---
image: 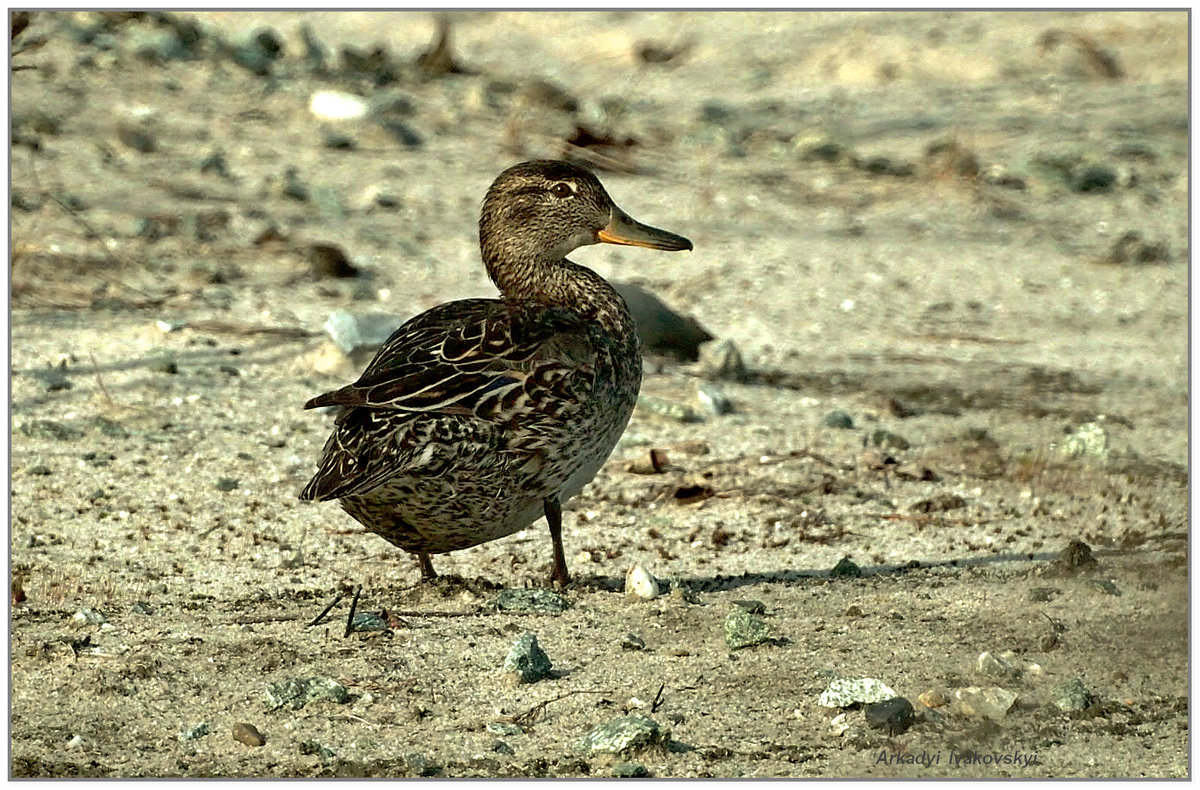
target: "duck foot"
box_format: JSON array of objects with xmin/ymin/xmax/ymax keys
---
[
  {"xmin": 544, "ymin": 497, "xmax": 571, "ymax": 586},
  {"xmin": 417, "ymin": 552, "xmax": 438, "ymax": 581}
]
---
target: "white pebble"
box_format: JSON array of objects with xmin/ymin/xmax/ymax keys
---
[
  {"xmin": 625, "ymin": 565, "xmax": 659, "ymax": 600},
  {"xmin": 309, "ymin": 90, "xmax": 369, "ymax": 121}
]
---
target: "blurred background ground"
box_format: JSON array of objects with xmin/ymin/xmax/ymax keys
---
[{"xmin": 8, "ymin": 10, "xmax": 1189, "ymax": 778}]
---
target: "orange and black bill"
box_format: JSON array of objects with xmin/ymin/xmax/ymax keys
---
[{"xmin": 598, "ymin": 207, "xmax": 693, "ymax": 251}]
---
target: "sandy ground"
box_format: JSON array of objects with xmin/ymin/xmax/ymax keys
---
[{"xmin": 8, "ymin": 10, "xmax": 1189, "ymax": 778}]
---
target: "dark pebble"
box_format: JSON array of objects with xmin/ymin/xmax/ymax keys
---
[
  {"xmin": 379, "ymin": 120, "xmax": 424, "ymax": 148},
  {"xmin": 232, "ymin": 722, "xmax": 266, "ymax": 747},
  {"xmin": 198, "ymin": 148, "xmax": 234, "ymax": 180},
  {"xmin": 1028, "ymin": 587, "xmax": 1060, "ymax": 602},
  {"xmin": 612, "ymin": 762, "xmax": 649, "ymax": 778},
  {"xmin": 281, "ymin": 168, "xmax": 309, "ymax": 201},
  {"xmin": 309, "ymin": 243, "xmax": 360, "ymax": 279},
  {"xmin": 869, "ymin": 429, "xmax": 911, "ymax": 451},
  {"xmin": 26, "ymin": 464, "xmax": 52, "ymax": 476},
  {"xmin": 299, "ymin": 740, "xmax": 336, "ymax": 758},
  {"xmin": 491, "ymin": 740, "xmax": 515, "ymax": 756},
  {"xmin": 33, "ymin": 366, "xmax": 72, "ymax": 391},
  {"xmin": 322, "ymin": 131, "xmax": 357, "ymax": 150},
  {"xmin": 116, "ymin": 123, "xmax": 157, "ymax": 153},
  {"xmin": 130, "ymin": 601, "xmax": 154, "ymax": 615},
  {"xmin": 858, "ymin": 156, "xmax": 915, "ymax": 177},
  {"xmin": 150, "ymin": 358, "xmax": 179, "ymax": 375},
  {"xmin": 215, "ymin": 477, "xmax": 240, "ymax": 492},
  {"xmin": 909, "ymin": 494, "xmax": 967, "ymax": 513},
  {"xmin": 20, "ymin": 420, "xmax": 84, "ymax": 441},
  {"xmin": 1058, "ymin": 539, "xmax": 1096, "ymax": 568},
  {"xmin": 494, "ymin": 588, "xmax": 570, "ymax": 613},
  {"xmin": 830, "ymin": 557, "xmax": 862, "ymax": 578},
  {"xmin": 731, "ymin": 599, "xmax": 766, "ymax": 615},
  {"xmin": 823, "ymin": 410, "xmax": 854, "ymax": 429},
  {"xmin": 864, "ymin": 697, "xmax": 916, "ymax": 735},
  {"xmin": 1071, "ymin": 165, "xmax": 1117, "ymax": 192},
  {"xmin": 404, "ymin": 751, "xmax": 439, "ymax": 777}
]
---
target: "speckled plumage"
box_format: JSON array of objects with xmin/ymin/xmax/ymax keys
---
[{"xmin": 300, "ymin": 160, "xmax": 691, "ymax": 583}]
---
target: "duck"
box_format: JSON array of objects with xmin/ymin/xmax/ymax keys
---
[{"xmin": 300, "ymin": 160, "xmax": 692, "ymax": 584}]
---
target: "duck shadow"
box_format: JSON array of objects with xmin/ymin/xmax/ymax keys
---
[{"xmin": 576, "ymin": 550, "xmax": 1065, "ymax": 594}]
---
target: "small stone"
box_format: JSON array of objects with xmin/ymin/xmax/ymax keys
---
[
  {"xmin": 1061, "ymin": 422, "xmax": 1109, "ymax": 459},
  {"xmin": 491, "ymin": 740, "xmax": 515, "ymax": 756},
  {"xmin": 819, "ymin": 678, "xmax": 899, "ymax": 708},
  {"xmin": 636, "ymin": 394, "xmax": 699, "ymax": 423},
  {"xmin": 150, "ymin": 357, "xmax": 179, "ymax": 375},
  {"xmin": 71, "ymin": 608, "xmax": 106, "ymax": 627},
  {"xmin": 131, "ymin": 601, "xmax": 154, "ymax": 615},
  {"xmin": 349, "ymin": 611, "xmax": 388, "ymax": 632},
  {"xmin": 404, "ymin": 751, "xmax": 439, "ymax": 776},
  {"xmin": 952, "ymin": 686, "xmax": 1017, "ymax": 720},
  {"xmin": 732, "ymin": 599, "xmax": 766, "ymax": 615},
  {"xmin": 620, "ymin": 633, "xmax": 646, "ymax": 651},
  {"xmin": 116, "ymin": 122, "xmax": 157, "ymax": 153},
  {"xmin": 66, "ymin": 735, "xmax": 85, "ymax": 750},
  {"xmin": 830, "ymin": 557, "xmax": 862, "ymax": 578},
  {"xmin": 299, "ymin": 740, "xmax": 336, "ymax": 758},
  {"xmin": 864, "ymin": 697, "xmax": 915, "ymax": 735},
  {"xmin": 869, "ymin": 429, "xmax": 911, "ymax": 451},
  {"xmin": 700, "ymin": 339, "xmax": 750, "ymax": 383},
  {"xmin": 625, "ymin": 565, "xmax": 659, "ymax": 600},
  {"xmin": 696, "ymin": 382, "xmax": 733, "ymax": 415},
  {"xmin": 232, "ymin": 722, "xmax": 266, "ymax": 747},
  {"xmin": 179, "ymin": 722, "xmax": 211, "ymax": 741},
  {"xmin": 322, "ymin": 310, "xmax": 404, "ymax": 357},
  {"xmin": 976, "ymin": 651, "xmax": 1018, "ymax": 679},
  {"xmin": 26, "ymin": 464, "xmax": 52, "ymax": 476},
  {"xmin": 1051, "ymin": 677, "xmax": 1094, "ymax": 712},
  {"xmin": 910, "ymin": 494, "xmax": 967, "ymax": 513},
  {"xmin": 308, "ymin": 243, "xmax": 359, "ymax": 279},
  {"xmin": 1071, "ymin": 164, "xmax": 1118, "ymax": 192},
  {"xmin": 843, "ymin": 604, "xmax": 864, "ymax": 618},
  {"xmin": 21, "ymin": 419, "xmax": 83, "ymax": 441},
  {"xmin": 1058, "ymin": 539, "xmax": 1096, "ymax": 568},
  {"xmin": 379, "ymin": 120, "xmax": 423, "ymax": 148},
  {"xmin": 724, "ymin": 607, "xmax": 771, "ymax": 650},
  {"xmin": 214, "ymin": 477, "xmax": 239, "ymax": 492},
  {"xmin": 494, "ymin": 588, "xmax": 570, "ymax": 614},
  {"xmin": 502, "ymin": 632, "xmax": 553, "ymax": 684},
  {"xmin": 1028, "ymin": 586, "xmax": 1060, "ymax": 602},
  {"xmin": 265, "ymin": 676, "xmax": 351, "ymax": 711},
  {"xmin": 612, "ymin": 762, "xmax": 649, "ymax": 778},
  {"xmin": 1085, "ymin": 579, "xmax": 1122, "ymax": 596},
  {"xmin": 486, "ymin": 721, "xmax": 522, "ymax": 737},
  {"xmin": 611, "ymin": 281, "xmax": 713, "ymax": 362},
  {"xmin": 823, "ymin": 410, "xmax": 854, "ymax": 429},
  {"xmin": 309, "ymin": 90, "xmax": 369, "ymax": 121},
  {"xmin": 575, "ymin": 714, "xmax": 668, "ymax": 755},
  {"xmin": 918, "ymin": 690, "xmax": 949, "ymax": 708}
]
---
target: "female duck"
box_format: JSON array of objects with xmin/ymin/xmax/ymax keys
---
[{"xmin": 300, "ymin": 160, "xmax": 692, "ymax": 584}]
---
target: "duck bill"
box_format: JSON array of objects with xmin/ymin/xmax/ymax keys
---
[{"xmin": 597, "ymin": 207, "xmax": 693, "ymax": 251}]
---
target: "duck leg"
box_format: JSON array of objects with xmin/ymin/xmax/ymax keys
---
[
  {"xmin": 544, "ymin": 497, "xmax": 570, "ymax": 585},
  {"xmin": 417, "ymin": 552, "xmax": 438, "ymax": 580}
]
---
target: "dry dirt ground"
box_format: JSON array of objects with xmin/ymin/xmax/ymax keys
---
[{"xmin": 8, "ymin": 10, "xmax": 1189, "ymax": 778}]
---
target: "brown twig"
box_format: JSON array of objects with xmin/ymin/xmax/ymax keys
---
[
  {"xmin": 88, "ymin": 352, "xmax": 116, "ymax": 409},
  {"xmin": 307, "ymin": 590, "xmax": 346, "ymax": 628},
  {"xmin": 503, "ymin": 689, "xmax": 608, "ymax": 726},
  {"xmin": 343, "ymin": 585, "xmax": 362, "ymax": 638}
]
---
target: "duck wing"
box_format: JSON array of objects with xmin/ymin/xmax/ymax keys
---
[{"xmin": 300, "ymin": 298, "xmax": 599, "ymax": 501}]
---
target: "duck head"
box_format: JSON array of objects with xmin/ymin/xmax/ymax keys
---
[{"xmin": 479, "ymin": 160, "xmax": 692, "ymax": 298}]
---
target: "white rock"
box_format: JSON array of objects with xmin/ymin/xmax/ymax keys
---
[
  {"xmin": 625, "ymin": 565, "xmax": 659, "ymax": 600},
  {"xmin": 309, "ymin": 90, "xmax": 369, "ymax": 122}
]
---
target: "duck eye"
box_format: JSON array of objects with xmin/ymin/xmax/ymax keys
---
[{"xmin": 549, "ymin": 182, "xmax": 574, "ymax": 199}]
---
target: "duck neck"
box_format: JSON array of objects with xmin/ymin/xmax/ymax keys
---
[{"xmin": 484, "ymin": 246, "xmax": 635, "ymax": 340}]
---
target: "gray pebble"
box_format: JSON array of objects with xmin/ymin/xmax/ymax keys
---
[
  {"xmin": 404, "ymin": 751, "xmax": 439, "ymax": 776},
  {"xmin": 1051, "ymin": 677, "xmax": 1095, "ymax": 712},
  {"xmin": 869, "ymin": 429, "xmax": 911, "ymax": 451},
  {"xmin": 486, "ymin": 721, "xmax": 522, "ymax": 737},
  {"xmin": 612, "ymin": 761, "xmax": 649, "ymax": 777},
  {"xmin": 823, "ymin": 410, "xmax": 854, "ymax": 429},
  {"xmin": 502, "ymin": 632, "xmax": 553, "ymax": 684},
  {"xmin": 299, "ymin": 740, "xmax": 336, "ymax": 758},
  {"xmin": 265, "ymin": 676, "xmax": 351, "ymax": 711},
  {"xmin": 493, "ymin": 588, "xmax": 570, "ymax": 614},
  {"xmin": 214, "ymin": 477, "xmax": 239, "ymax": 492},
  {"xmin": 349, "ymin": 611, "xmax": 388, "ymax": 632},
  {"xmin": 830, "ymin": 557, "xmax": 862, "ymax": 578},
  {"xmin": 179, "ymin": 722, "xmax": 211, "ymax": 741},
  {"xmin": 576, "ymin": 714, "xmax": 668, "ymax": 755},
  {"xmin": 620, "ymin": 633, "xmax": 646, "ymax": 651},
  {"xmin": 20, "ymin": 420, "xmax": 83, "ymax": 441},
  {"xmin": 724, "ymin": 607, "xmax": 771, "ymax": 650},
  {"xmin": 491, "ymin": 740, "xmax": 515, "ymax": 755}
]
